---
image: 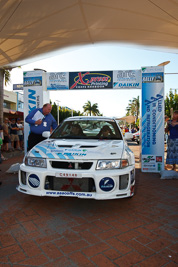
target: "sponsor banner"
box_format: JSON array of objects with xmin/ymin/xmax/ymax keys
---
[
  {"xmin": 141, "ymin": 66, "xmax": 164, "ymax": 173},
  {"xmin": 44, "ymin": 70, "xmax": 142, "ymax": 90},
  {"xmin": 23, "ymin": 71, "xmax": 42, "ymax": 87},
  {"xmin": 23, "ymin": 71, "xmax": 47, "ymax": 153},
  {"xmin": 113, "ymin": 70, "xmax": 141, "ymax": 89},
  {"xmin": 69, "ymin": 71, "xmax": 113, "ymax": 89},
  {"xmin": 13, "ymin": 84, "xmax": 23, "ymax": 90},
  {"xmin": 46, "ymin": 72, "xmax": 69, "ymax": 90}
]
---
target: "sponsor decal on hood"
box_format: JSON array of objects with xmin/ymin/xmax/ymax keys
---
[{"xmin": 29, "ymin": 140, "xmax": 124, "ymax": 160}]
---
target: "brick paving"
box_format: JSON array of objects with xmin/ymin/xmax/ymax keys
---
[{"xmin": 0, "ymin": 144, "xmax": 177, "ymax": 266}]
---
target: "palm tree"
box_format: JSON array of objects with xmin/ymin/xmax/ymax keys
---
[
  {"xmin": 126, "ymin": 96, "xmax": 140, "ymax": 121},
  {"xmin": 165, "ymin": 89, "xmax": 178, "ymax": 117},
  {"xmin": 83, "ymin": 101, "xmax": 100, "ymax": 116},
  {"xmin": 0, "ymin": 68, "xmax": 11, "ymax": 125}
]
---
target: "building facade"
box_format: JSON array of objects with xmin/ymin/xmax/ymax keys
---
[{"xmin": 3, "ymin": 89, "xmax": 24, "ymax": 120}]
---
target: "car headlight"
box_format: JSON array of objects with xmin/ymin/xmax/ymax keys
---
[
  {"xmin": 25, "ymin": 157, "xmax": 47, "ymax": 168},
  {"xmin": 96, "ymin": 159, "xmax": 128, "ymax": 170}
]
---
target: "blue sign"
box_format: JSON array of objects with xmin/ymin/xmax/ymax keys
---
[
  {"xmin": 24, "ymin": 76, "xmax": 42, "ymax": 87},
  {"xmin": 13, "ymin": 84, "xmax": 23, "ymax": 90},
  {"xmin": 141, "ymin": 66, "xmax": 164, "ymax": 173},
  {"xmin": 99, "ymin": 177, "xmax": 115, "ymax": 192}
]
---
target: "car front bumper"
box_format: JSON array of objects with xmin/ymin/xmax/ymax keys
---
[{"xmin": 17, "ymin": 163, "xmax": 135, "ymax": 200}]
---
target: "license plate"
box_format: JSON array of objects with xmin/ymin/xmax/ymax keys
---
[{"xmin": 55, "ymin": 172, "xmax": 82, "ymax": 178}]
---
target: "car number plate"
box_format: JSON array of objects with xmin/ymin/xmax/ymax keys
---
[{"xmin": 55, "ymin": 173, "xmax": 82, "ymax": 178}]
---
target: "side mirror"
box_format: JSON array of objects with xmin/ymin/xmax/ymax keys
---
[
  {"xmin": 124, "ymin": 132, "xmax": 133, "ymax": 140},
  {"xmin": 42, "ymin": 131, "xmax": 50, "ymax": 138}
]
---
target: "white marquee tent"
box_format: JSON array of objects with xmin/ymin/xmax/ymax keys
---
[{"xmin": 0, "ymin": 0, "xmax": 178, "ymax": 69}]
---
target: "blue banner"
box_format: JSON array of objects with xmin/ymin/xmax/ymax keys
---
[{"xmin": 141, "ymin": 66, "xmax": 164, "ymax": 173}]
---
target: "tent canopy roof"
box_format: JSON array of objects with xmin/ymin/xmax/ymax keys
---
[
  {"xmin": 1, "ymin": 0, "xmax": 178, "ymax": 68},
  {"xmin": 116, "ymin": 115, "xmax": 136, "ymax": 123}
]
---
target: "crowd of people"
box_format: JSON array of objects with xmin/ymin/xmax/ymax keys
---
[
  {"xmin": 165, "ymin": 111, "xmax": 178, "ymax": 171},
  {"xmin": 0, "ymin": 117, "xmax": 24, "ymax": 153},
  {"xmin": 0, "ymin": 117, "xmax": 24, "ymax": 186}
]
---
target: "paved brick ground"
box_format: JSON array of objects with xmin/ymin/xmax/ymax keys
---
[{"xmin": 0, "ymin": 144, "xmax": 177, "ymax": 266}]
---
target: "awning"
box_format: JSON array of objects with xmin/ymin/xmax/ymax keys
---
[
  {"xmin": 116, "ymin": 115, "xmax": 136, "ymax": 123},
  {"xmin": 0, "ymin": 0, "xmax": 178, "ymax": 68}
]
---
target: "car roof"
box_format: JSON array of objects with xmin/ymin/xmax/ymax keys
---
[{"xmin": 64, "ymin": 116, "xmax": 116, "ymax": 121}]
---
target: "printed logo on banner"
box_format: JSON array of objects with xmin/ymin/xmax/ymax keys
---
[
  {"xmin": 142, "ymin": 155, "xmax": 156, "ymax": 163},
  {"xmin": 69, "ymin": 71, "xmax": 112, "ymax": 89},
  {"xmin": 113, "ymin": 70, "xmax": 141, "ymax": 89},
  {"xmin": 24, "ymin": 76, "xmax": 42, "ymax": 87},
  {"xmin": 47, "ymin": 72, "xmax": 69, "ymax": 90},
  {"xmin": 142, "ymin": 73, "xmax": 164, "ymax": 83},
  {"xmin": 156, "ymin": 156, "xmax": 162, "ymax": 162}
]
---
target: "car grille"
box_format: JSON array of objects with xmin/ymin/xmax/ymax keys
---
[
  {"xmin": 119, "ymin": 174, "xmax": 129, "ymax": 189},
  {"xmin": 45, "ymin": 176, "xmax": 96, "ymax": 192},
  {"xmin": 50, "ymin": 161, "xmax": 93, "ymax": 170}
]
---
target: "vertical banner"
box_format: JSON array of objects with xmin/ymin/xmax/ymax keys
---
[
  {"xmin": 23, "ymin": 71, "xmax": 49, "ymax": 153},
  {"xmin": 141, "ymin": 66, "xmax": 164, "ymax": 172}
]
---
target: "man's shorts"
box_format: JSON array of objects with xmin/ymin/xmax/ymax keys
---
[
  {"xmin": 11, "ymin": 134, "xmax": 19, "ymax": 142},
  {"xmin": 3, "ymin": 136, "xmax": 10, "ymax": 144},
  {"xmin": 18, "ymin": 135, "xmax": 23, "ymax": 141}
]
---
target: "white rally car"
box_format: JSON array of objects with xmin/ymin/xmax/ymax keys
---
[{"xmin": 17, "ymin": 117, "xmax": 135, "ymax": 200}]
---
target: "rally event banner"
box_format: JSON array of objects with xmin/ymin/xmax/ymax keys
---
[
  {"xmin": 46, "ymin": 70, "xmax": 143, "ymax": 90},
  {"xmin": 141, "ymin": 66, "xmax": 164, "ymax": 173},
  {"xmin": 23, "ymin": 71, "xmax": 49, "ymax": 153},
  {"xmin": 69, "ymin": 71, "xmax": 113, "ymax": 89},
  {"xmin": 46, "ymin": 72, "xmax": 69, "ymax": 90},
  {"xmin": 113, "ymin": 70, "xmax": 141, "ymax": 89}
]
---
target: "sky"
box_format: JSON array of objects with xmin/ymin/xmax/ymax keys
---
[{"xmin": 5, "ymin": 43, "xmax": 178, "ymax": 117}]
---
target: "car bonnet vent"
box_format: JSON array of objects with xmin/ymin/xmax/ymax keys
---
[
  {"xmin": 79, "ymin": 146, "xmax": 97, "ymax": 148},
  {"xmin": 58, "ymin": 145, "xmax": 73, "ymax": 148}
]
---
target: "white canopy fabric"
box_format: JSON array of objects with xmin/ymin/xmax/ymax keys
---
[
  {"xmin": 116, "ymin": 115, "xmax": 136, "ymax": 123},
  {"xmin": 0, "ymin": 0, "xmax": 178, "ymax": 68}
]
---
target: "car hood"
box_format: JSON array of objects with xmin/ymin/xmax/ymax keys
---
[{"xmin": 28, "ymin": 139, "xmax": 125, "ymax": 160}]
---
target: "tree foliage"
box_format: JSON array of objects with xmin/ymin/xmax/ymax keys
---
[
  {"xmin": 51, "ymin": 102, "xmax": 82, "ymax": 124},
  {"xmin": 165, "ymin": 89, "xmax": 178, "ymax": 118},
  {"xmin": 83, "ymin": 100, "xmax": 101, "ymax": 116},
  {"xmin": 0, "ymin": 68, "xmax": 11, "ymax": 125},
  {"xmin": 126, "ymin": 96, "xmax": 140, "ymax": 121},
  {"xmin": 4, "ymin": 70, "xmax": 11, "ymax": 85}
]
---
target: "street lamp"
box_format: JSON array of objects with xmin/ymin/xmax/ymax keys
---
[{"xmin": 56, "ymin": 100, "xmax": 60, "ymax": 125}]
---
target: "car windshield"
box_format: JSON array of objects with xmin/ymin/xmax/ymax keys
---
[{"xmin": 50, "ymin": 119, "xmax": 122, "ymax": 140}]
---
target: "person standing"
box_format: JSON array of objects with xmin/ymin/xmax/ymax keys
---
[
  {"xmin": 2, "ymin": 118, "xmax": 10, "ymax": 152},
  {"xmin": 9, "ymin": 118, "xmax": 21, "ymax": 151},
  {"xmin": 25, "ymin": 103, "xmax": 57, "ymax": 151},
  {"xmin": 16, "ymin": 118, "xmax": 24, "ymax": 149},
  {"xmin": 165, "ymin": 110, "xmax": 178, "ymax": 171},
  {"xmin": 0, "ymin": 136, "xmax": 2, "ymax": 185}
]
